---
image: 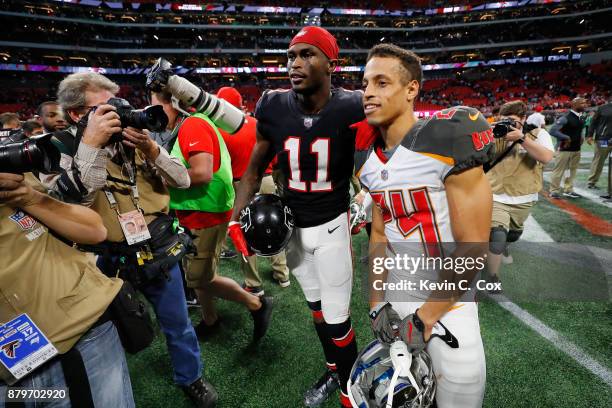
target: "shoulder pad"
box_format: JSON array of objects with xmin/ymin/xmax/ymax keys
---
[{"xmin": 410, "ymin": 106, "xmax": 494, "ymax": 175}]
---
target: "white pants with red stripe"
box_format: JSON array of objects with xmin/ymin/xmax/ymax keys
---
[
  {"xmin": 286, "ymin": 212, "xmax": 353, "ymax": 325},
  {"xmin": 391, "ymin": 300, "xmax": 486, "ymax": 408}
]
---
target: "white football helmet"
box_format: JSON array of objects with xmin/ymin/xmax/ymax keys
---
[{"xmin": 348, "ymin": 339, "xmax": 436, "ymax": 408}]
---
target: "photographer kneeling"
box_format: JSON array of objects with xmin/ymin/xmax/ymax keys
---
[
  {"xmin": 0, "ymin": 172, "xmax": 134, "ymax": 407},
  {"xmin": 39, "ymin": 72, "xmax": 218, "ymax": 407},
  {"xmin": 486, "ymin": 101, "xmax": 554, "ymax": 291}
]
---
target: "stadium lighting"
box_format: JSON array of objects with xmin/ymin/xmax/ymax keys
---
[
  {"xmin": 153, "ymin": 34, "xmax": 159, "ymax": 40},
  {"xmin": 579, "ymin": 19, "xmax": 585, "ymax": 24},
  {"xmin": 198, "ymin": 35, "xmax": 203, "ymax": 41}
]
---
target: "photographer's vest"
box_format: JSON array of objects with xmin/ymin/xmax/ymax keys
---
[
  {"xmin": 487, "ymin": 129, "xmax": 544, "ymax": 197},
  {"xmin": 0, "ymin": 176, "xmax": 121, "ymax": 383},
  {"xmin": 169, "ymin": 113, "xmax": 234, "ymax": 213},
  {"xmin": 91, "ymin": 150, "xmax": 171, "ymax": 242},
  {"xmin": 559, "ymin": 111, "xmax": 583, "ymax": 152}
]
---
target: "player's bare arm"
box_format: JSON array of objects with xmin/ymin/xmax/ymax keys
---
[
  {"xmin": 231, "ymin": 130, "xmax": 274, "ymax": 221},
  {"xmin": 368, "ymin": 196, "xmax": 389, "ymax": 309},
  {"xmin": 417, "ymin": 166, "xmax": 492, "ymax": 340}
]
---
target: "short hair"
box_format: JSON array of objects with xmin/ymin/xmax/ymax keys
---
[
  {"xmin": 499, "ymin": 100, "xmax": 527, "ymax": 118},
  {"xmin": 366, "ymin": 43, "xmax": 422, "ymax": 86},
  {"xmin": 57, "ymin": 72, "xmax": 120, "ymax": 111},
  {"xmin": 0, "ymin": 112, "xmax": 20, "ymax": 127},
  {"xmin": 151, "ymin": 90, "xmax": 173, "ymax": 104},
  {"xmin": 36, "ymin": 101, "xmax": 60, "ymax": 117},
  {"xmin": 22, "ymin": 119, "xmax": 43, "ymax": 133}
]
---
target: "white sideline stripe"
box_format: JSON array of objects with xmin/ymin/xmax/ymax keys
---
[
  {"xmin": 520, "ymin": 215, "xmax": 555, "ymax": 242},
  {"xmin": 487, "ymin": 293, "xmax": 612, "ymax": 388},
  {"xmin": 542, "ymin": 173, "xmax": 612, "ymax": 209}
]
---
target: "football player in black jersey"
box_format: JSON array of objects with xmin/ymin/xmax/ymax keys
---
[
  {"xmin": 356, "ymin": 44, "xmax": 494, "ymax": 408},
  {"xmin": 229, "ymin": 26, "xmax": 363, "ymax": 408}
]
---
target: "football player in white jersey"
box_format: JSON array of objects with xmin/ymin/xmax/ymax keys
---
[{"xmin": 354, "ymin": 44, "xmax": 495, "ymax": 408}]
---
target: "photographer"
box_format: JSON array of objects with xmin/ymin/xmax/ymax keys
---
[
  {"xmin": 40, "ymin": 72, "xmax": 217, "ymax": 407},
  {"xmin": 487, "ymin": 101, "xmax": 554, "ymax": 288},
  {"xmin": 0, "ymin": 173, "xmax": 133, "ymax": 407}
]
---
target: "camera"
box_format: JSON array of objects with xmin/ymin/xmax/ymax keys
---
[
  {"xmin": 0, "ymin": 133, "xmax": 61, "ymax": 174},
  {"xmin": 105, "ymin": 97, "xmax": 169, "ymax": 144},
  {"xmin": 492, "ymin": 118, "xmax": 538, "ymax": 139},
  {"xmin": 146, "ymin": 58, "xmax": 245, "ymax": 134},
  {"xmin": 491, "ymin": 118, "xmax": 516, "ymax": 139}
]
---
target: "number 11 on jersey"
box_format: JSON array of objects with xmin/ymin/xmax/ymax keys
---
[{"xmin": 284, "ymin": 137, "xmax": 332, "ymax": 192}]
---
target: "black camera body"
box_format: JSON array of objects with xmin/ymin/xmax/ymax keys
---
[
  {"xmin": 492, "ymin": 118, "xmax": 516, "ymax": 139},
  {"xmin": 106, "ymin": 97, "xmax": 168, "ymax": 144},
  {"xmin": 492, "ymin": 118, "xmax": 538, "ymax": 139},
  {"xmin": 0, "ymin": 133, "xmax": 61, "ymax": 174}
]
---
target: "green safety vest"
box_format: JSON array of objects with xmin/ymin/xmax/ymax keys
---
[{"xmin": 169, "ymin": 113, "xmax": 234, "ymax": 213}]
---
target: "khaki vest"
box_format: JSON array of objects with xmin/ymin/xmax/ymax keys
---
[
  {"xmin": 0, "ymin": 176, "xmax": 122, "ymax": 383},
  {"xmin": 487, "ymin": 129, "xmax": 544, "ymax": 197},
  {"xmin": 92, "ymin": 149, "xmax": 170, "ymax": 242}
]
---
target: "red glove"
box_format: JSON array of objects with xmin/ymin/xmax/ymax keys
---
[
  {"xmin": 350, "ymin": 118, "xmax": 379, "ymax": 150},
  {"xmin": 351, "ymin": 221, "xmax": 367, "ymax": 235},
  {"xmin": 228, "ymin": 221, "xmax": 254, "ymax": 258}
]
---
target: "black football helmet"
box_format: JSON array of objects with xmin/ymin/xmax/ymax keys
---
[{"xmin": 240, "ymin": 194, "xmax": 294, "ymax": 256}]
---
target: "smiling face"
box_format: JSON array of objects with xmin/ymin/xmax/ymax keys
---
[
  {"xmin": 362, "ymin": 56, "xmax": 419, "ymax": 128},
  {"xmin": 287, "ymin": 43, "xmax": 334, "ymax": 95}
]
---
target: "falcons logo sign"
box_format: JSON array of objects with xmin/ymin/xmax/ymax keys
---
[{"xmin": 1, "ymin": 339, "xmax": 20, "ymax": 359}]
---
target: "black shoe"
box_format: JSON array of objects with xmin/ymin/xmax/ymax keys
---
[
  {"xmin": 549, "ymin": 192, "xmax": 562, "ymax": 199},
  {"xmin": 563, "ymin": 191, "xmax": 582, "ymax": 198},
  {"xmin": 185, "ymin": 288, "xmax": 200, "ymax": 308},
  {"xmin": 303, "ymin": 369, "xmax": 339, "ymax": 407},
  {"xmin": 242, "ymin": 282, "xmax": 265, "ymax": 297},
  {"xmin": 220, "ymin": 249, "xmax": 237, "ymax": 259},
  {"xmin": 181, "ymin": 377, "xmax": 218, "ymax": 408},
  {"xmin": 194, "ymin": 319, "xmax": 221, "ymax": 341},
  {"xmin": 251, "ymin": 296, "xmax": 273, "ymax": 340},
  {"xmin": 587, "ymin": 184, "xmax": 598, "ymax": 189}
]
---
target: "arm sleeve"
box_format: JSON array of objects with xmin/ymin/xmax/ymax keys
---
[
  {"xmin": 254, "ymin": 92, "xmax": 272, "ymax": 142},
  {"xmin": 177, "ymin": 116, "xmax": 215, "ymax": 158},
  {"xmin": 549, "ymin": 115, "xmax": 570, "ymax": 140},
  {"xmin": 535, "ymin": 129, "xmax": 555, "ymax": 152},
  {"xmin": 587, "ymin": 110, "xmax": 601, "ymax": 139},
  {"xmin": 40, "ymin": 142, "xmax": 109, "ymax": 206}
]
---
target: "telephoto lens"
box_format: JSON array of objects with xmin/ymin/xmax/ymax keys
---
[
  {"xmin": 0, "ymin": 133, "xmax": 61, "ymax": 174},
  {"xmin": 106, "ymin": 97, "xmax": 169, "ymax": 144},
  {"xmin": 492, "ymin": 119, "xmax": 516, "ymax": 138}
]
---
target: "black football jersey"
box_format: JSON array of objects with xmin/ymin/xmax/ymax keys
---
[{"xmin": 256, "ymin": 88, "xmax": 364, "ymax": 227}]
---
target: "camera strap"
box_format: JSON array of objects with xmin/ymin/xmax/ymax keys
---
[{"xmin": 484, "ymin": 140, "xmax": 520, "ymax": 173}]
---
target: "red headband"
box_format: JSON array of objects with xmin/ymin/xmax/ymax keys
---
[{"xmin": 289, "ymin": 26, "xmax": 339, "ymax": 60}]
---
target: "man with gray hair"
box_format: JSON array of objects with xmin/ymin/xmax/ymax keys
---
[{"xmin": 40, "ymin": 72, "xmax": 218, "ymax": 407}]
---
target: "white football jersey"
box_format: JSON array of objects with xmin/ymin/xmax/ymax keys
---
[{"xmin": 355, "ymin": 106, "xmax": 494, "ymax": 257}]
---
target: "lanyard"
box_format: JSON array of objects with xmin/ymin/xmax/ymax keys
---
[{"xmin": 104, "ymin": 144, "xmax": 142, "ymax": 214}]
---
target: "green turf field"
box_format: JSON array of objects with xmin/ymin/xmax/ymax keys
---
[{"xmin": 128, "ymin": 184, "xmax": 611, "ymax": 408}]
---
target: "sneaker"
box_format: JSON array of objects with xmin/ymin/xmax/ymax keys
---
[
  {"xmin": 274, "ymin": 277, "xmax": 291, "ymax": 288},
  {"xmin": 303, "ymin": 369, "xmax": 339, "ymax": 407},
  {"xmin": 194, "ymin": 319, "xmax": 221, "ymax": 341},
  {"xmin": 181, "ymin": 377, "xmax": 218, "ymax": 408},
  {"xmin": 549, "ymin": 192, "xmax": 562, "ymax": 199},
  {"xmin": 220, "ymin": 249, "xmax": 237, "ymax": 259},
  {"xmin": 563, "ymin": 191, "xmax": 582, "ymax": 198},
  {"xmin": 185, "ymin": 288, "xmax": 200, "ymax": 308},
  {"xmin": 242, "ymin": 282, "xmax": 264, "ymax": 297},
  {"xmin": 251, "ymin": 296, "xmax": 274, "ymax": 340}
]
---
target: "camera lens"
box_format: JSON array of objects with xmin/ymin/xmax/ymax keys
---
[{"xmin": 0, "ymin": 133, "xmax": 61, "ymax": 174}]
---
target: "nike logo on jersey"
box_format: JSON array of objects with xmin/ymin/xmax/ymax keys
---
[
  {"xmin": 189, "ymin": 142, "xmax": 199, "ymax": 147},
  {"xmin": 328, "ymin": 225, "xmax": 340, "ymax": 234}
]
